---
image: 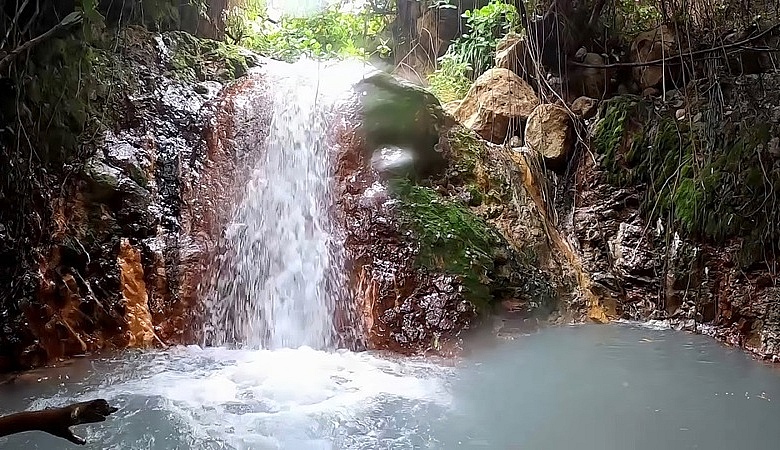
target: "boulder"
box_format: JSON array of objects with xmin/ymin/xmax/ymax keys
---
[
  {"xmin": 495, "ymin": 33, "xmax": 533, "ymax": 79},
  {"xmin": 631, "ymin": 25, "xmax": 678, "ymax": 89},
  {"xmin": 356, "ymin": 71, "xmax": 447, "ymax": 178},
  {"xmin": 525, "ymin": 104, "xmax": 575, "ymax": 165},
  {"xmin": 571, "ymin": 96, "xmax": 598, "ymax": 120},
  {"xmin": 453, "ymin": 68, "xmax": 539, "ymax": 143}
]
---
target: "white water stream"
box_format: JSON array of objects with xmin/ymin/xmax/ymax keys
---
[{"xmin": 204, "ymin": 59, "xmax": 372, "ymax": 349}]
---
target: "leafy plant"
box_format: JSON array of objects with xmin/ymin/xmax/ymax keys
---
[
  {"xmin": 225, "ymin": 2, "xmax": 391, "ymax": 62},
  {"xmin": 611, "ymin": 0, "xmax": 662, "ymax": 37},
  {"xmin": 426, "ymin": 53, "xmax": 472, "ymax": 103},
  {"xmin": 447, "ymin": 0, "xmax": 519, "ymax": 78}
]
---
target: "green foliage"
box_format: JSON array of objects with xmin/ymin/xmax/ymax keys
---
[
  {"xmin": 426, "ymin": 53, "xmax": 472, "ymax": 103},
  {"xmin": 612, "ymin": 0, "xmax": 662, "ymax": 37},
  {"xmin": 227, "ymin": 3, "xmax": 391, "ymax": 62},
  {"xmin": 164, "ymin": 31, "xmax": 252, "ymax": 82},
  {"xmin": 594, "ymin": 96, "xmax": 780, "ymax": 267},
  {"xmin": 19, "ymin": 36, "xmax": 136, "ymax": 166},
  {"xmin": 392, "ymin": 179, "xmax": 500, "ymax": 311},
  {"xmin": 446, "ymin": 0, "xmax": 519, "ymax": 78}
]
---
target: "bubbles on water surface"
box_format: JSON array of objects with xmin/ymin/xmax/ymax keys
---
[{"xmin": 58, "ymin": 346, "xmax": 453, "ymax": 449}]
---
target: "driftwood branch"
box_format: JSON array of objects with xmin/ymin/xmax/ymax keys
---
[
  {"xmin": 0, "ymin": 11, "xmax": 83, "ymax": 72},
  {"xmin": 570, "ymin": 22, "xmax": 780, "ymax": 69},
  {"xmin": 0, "ymin": 399, "xmax": 118, "ymax": 445}
]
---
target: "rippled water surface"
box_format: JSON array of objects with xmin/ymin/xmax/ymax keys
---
[{"xmin": 3, "ymin": 324, "xmax": 780, "ymax": 449}]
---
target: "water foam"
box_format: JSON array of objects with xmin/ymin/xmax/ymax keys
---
[{"xmin": 59, "ymin": 346, "xmax": 451, "ymax": 449}]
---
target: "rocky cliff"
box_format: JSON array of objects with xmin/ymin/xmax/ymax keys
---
[
  {"xmin": 1, "ymin": 9, "xmax": 779, "ymax": 371},
  {"xmin": 0, "ymin": 26, "xmax": 269, "ymax": 371}
]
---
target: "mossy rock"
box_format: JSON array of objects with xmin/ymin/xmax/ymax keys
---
[
  {"xmin": 391, "ymin": 180, "xmax": 502, "ymax": 312},
  {"xmin": 163, "ymin": 31, "xmax": 255, "ymax": 82},
  {"xmin": 389, "ymin": 148, "xmax": 557, "ymax": 317},
  {"xmin": 357, "ymin": 72, "xmax": 448, "ymax": 178},
  {"xmin": 592, "ymin": 94, "xmax": 780, "ymax": 266}
]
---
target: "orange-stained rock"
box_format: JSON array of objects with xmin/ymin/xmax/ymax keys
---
[{"xmin": 118, "ymin": 238, "xmax": 158, "ymax": 348}]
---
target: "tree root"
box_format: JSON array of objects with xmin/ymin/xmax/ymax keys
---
[{"xmin": 0, "ymin": 399, "xmax": 118, "ymax": 445}]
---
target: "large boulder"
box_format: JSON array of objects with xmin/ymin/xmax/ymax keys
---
[
  {"xmin": 453, "ymin": 68, "xmax": 539, "ymax": 144},
  {"xmin": 355, "ymin": 71, "xmax": 447, "ymax": 178},
  {"xmin": 525, "ymin": 104, "xmax": 575, "ymax": 166}
]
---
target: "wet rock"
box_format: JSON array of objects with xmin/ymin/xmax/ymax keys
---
[
  {"xmin": 84, "ymin": 159, "xmax": 123, "ymax": 200},
  {"xmin": 336, "ymin": 111, "xmax": 567, "ymax": 355},
  {"xmin": 356, "ymin": 71, "xmax": 447, "ymax": 178},
  {"xmin": 84, "ymin": 158, "xmax": 150, "ymax": 202},
  {"xmin": 104, "ymin": 134, "xmax": 150, "ymax": 186},
  {"xmin": 453, "ymin": 68, "xmax": 539, "ymax": 144},
  {"xmin": 0, "ymin": 26, "xmax": 270, "ymax": 371},
  {"xmin": 118, "ymin": 238, "xmax": 158, "ymax": 347},
  {"xmin": 524, "ymin": 104, "xmax": 575, "ymax": 166},
  {"xmin": 559, "ymin": 78, "xmax": 780, "ymax": 360}
]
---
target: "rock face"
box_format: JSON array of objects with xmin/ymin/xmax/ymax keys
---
[
  {"xmin": 334, "ymin": 75, "xmax": 572, "ymax": 354},
  {"xmin": 559, "ymin": 74, "xmax": 780, "ymax": 360},
  {"xmin": 524, "ymin": 104, "xmax": 575, "ymax": 166},
  {"xmin": 453, "ymin": 68, "xmax": 539, "ymax": 144},
  {"xmin": 0, "ymin": 28, "xmax": 270, "ymax": 371}
]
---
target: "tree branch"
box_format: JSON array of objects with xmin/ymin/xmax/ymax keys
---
[
  {"xmin": 0, "ymin": 11, "xmax": 83, "ymax": 73},
  {"xmin": 570, "ymin": 22, "xmax": 780, "ymax": 69},
  {"xmin": 0, "ymin": 399, "xmax": 118, "ymax": 445}
]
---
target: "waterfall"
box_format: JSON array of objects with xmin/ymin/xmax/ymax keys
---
[{"xmin": 204, "ymin": 59, "xmax": 372, "ymax": 350}]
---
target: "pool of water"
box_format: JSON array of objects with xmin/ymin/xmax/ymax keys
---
[{"xmin": 2, "ymin": 323, "xmax": 780, "ymax": 449}]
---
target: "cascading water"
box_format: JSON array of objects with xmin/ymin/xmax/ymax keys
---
[{"xmin": 204, "ymin": 59, "xmax": 371, "ymax": 350}]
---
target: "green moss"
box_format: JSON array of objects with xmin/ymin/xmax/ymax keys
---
[
  {"xmin": 18, "ymin": 35, "xmax": 137, "ymax": 167},
  {"xmin": 391, "ymin": 180, "xmax": 501, "ymax": 312},
  {"xmin": 449, "ymin": 127, "xmax": 487, "ymax": 177},
  {"xmin": 593, "ymin": 95, "xmax": 641, "ymax": 178},
  {"xmin": 594, "ymin": 96, "xmax": 780, "ymax": 267},
  {"xmin": 165, "ymin": 31, "xmax": 252, "ymax": 82}
]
